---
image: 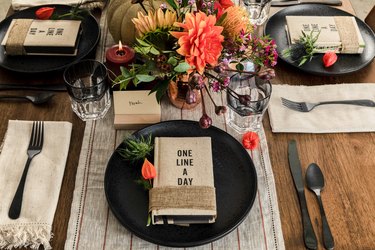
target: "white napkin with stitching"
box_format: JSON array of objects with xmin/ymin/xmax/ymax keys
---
[
  {"xmin": 268, "ymin": 84, "xmax": 375, "ymax": 133},
  {"xmin": 12, "ymin": 0, "xmax": 106, "ymax": 10},
  {"xmin": 0, "ymin": 120, "xmax": 72, "ymax": 250}
]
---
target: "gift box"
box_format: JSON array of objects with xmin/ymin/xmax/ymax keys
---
[
  {"xmin": 285, "ymin": 16, "xmax": 365, "ymax": 54},
  {"xmin": 113, "ymin": 90, "xmax": 161, "ymax": 130},
  {"xmin": 150, "ymin": 137, "xmax": 217, "ymax": 225},
  {"xmin": 1, "ymin": 19, "xmax": 81, "ymax": 56}
]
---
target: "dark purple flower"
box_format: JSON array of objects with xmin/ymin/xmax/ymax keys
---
[
  {"xmin": 215, "ymin": 105, "xmax": 227, "ymax": 115},
  {"xmin": 199, "ymin": 114, "xmax": 212, "ymax": 129},
  {"xmin": 185, "ymin": 89, "xmax": 197, "ymax": 104}
]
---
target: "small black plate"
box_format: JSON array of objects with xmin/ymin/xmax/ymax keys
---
[
  {"xmin": 104, "ymin": 120, "xmax": 258, "ymax": 247},
  {"xmin": 0, "ymin": 5, "xmax": 100, "ymax": 73},
  {"xmin": 265, "ymin": 4, "xmax": 375, "ymax": 76}
]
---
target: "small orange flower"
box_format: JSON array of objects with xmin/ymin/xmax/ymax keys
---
[
  {"xmin": 141, "ymin": 158, "xmax": 156, "ymax": 180},
  {"xmin": 242, "ymin": 132, "xmax": 259, "ymax": 150},
  {"xmin": 35, "ymin": 7, "xmax": 55, "ymax": 20},
  {"xmin": 170, "ymin": 12, "xmax": 224, "ymax": 74}
]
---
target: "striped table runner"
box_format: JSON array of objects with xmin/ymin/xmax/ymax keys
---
[{"xmin": 64, "ymin": 7, "xmax": 285, "ymax": 250}]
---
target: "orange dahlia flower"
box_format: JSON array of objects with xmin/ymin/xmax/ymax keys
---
[{"xmin": 170, "ymin": 12, "xmax": 224, "ymax": 74}]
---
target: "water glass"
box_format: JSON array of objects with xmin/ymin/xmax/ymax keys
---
[
  {"xmin": 63, "ymin": 59, "xmax": 111, "ymax": 121},
  {"xmin": 242, "ymin": 0, "xmax": 272, "ymax": 26},
  {"xmin": 227, "ymin": 74, "xmax": 272, "ymax": 133}
]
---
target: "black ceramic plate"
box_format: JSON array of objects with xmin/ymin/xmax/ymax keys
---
[
  {"xmin": 265, "ymin": 4, "xmax": 375, "ymax": 76},
  {"xmin": 0, "ymin": 5, "xmax": 100, "ymax": 73},
  {"xmin": 104, "ymin": 120, "xmax": 258, "ymax": 247}
]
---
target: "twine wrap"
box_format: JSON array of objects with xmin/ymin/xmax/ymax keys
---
[
  {"xmin": 5, "ymin": 19, "xmax": 33, "ymax": 55},
  {"xmin": 334, "ymin": 16, "xmax": 360, "ymax": 54},
  {"xmin": 149, "ymin": 186, "xmax": 216, "ymax": 212}
]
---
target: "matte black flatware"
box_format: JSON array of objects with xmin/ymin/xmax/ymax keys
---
[
  {"xmin": 288, "ymin": 140, "xmax": 318, "ymax": 249},
  {"xmin": 271, "ymin": 0, "xmax": 342, "ymax": 6},
  {"xmin": 9, "ymin": 121, "xmax": 44, "ymax": 219},
  {"xmin": 306, "ymin": 163, "xmax": 335, "ymax": 250},
  {"xmin": 0, "ymin": 83, "xmax": 66, "ymax": 91},
  {"xmin": 0, "ymin": 92, "xmax": 55, "ymax": 104}
]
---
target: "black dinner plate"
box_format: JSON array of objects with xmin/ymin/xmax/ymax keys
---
[
  {"xmin": 0, "ymin": 5, "xmax": 100, "ymax": 73},
  {"xmin": 104, "ymin": 120, "xmax": 258, "ymax": 247},
  {"xmin": 265, "ymin": 4, "xmax": 375, "ymax": 76}
]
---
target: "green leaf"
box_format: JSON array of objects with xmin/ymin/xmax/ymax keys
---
[
  {"xmin": 165, "ymin": 0, "xmax": 177, "ymax": 10},
  {"xmin": 120, "ymin": 66, "xmax": 131, "ymax": 77},
  {"xmin": 150, "ymin": 78, "xmax": 170, "ymax": 103},
  {"xmin": 150, "ymin": 47, "xmax": 160, "ymax": 55},
  {"xmin": 136, "ymin": 74, "xmax": 156, "ymax": 82},
  {"xmin": 136, "ymin": 38, "xmax": 151, "ymax": 47},
  {"xmin": 216, "ymin": 12, "xmax": 227, "ymax": 26},
  {"xmin": 174, "ymin": 62, "xmax": 190, "ymax": 72},
  {"xmin": 167, "ymin": 57, "xmax": 178, "ymax": 66}
]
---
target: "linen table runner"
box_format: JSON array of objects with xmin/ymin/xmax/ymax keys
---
[
  {"xmin": 65, "ymin": 7, "xmax": 284, "ymax": 250},
  {"xmin": 269, "ymin": 84, "xmax": 375, "ymax": 133},
  {"xmin": 11, "ymin": 0, "xmax": 106, "ymax": 10}
]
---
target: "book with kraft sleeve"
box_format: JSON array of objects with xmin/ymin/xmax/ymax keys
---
[
  {"xmin": 149, "ymin": 137, "xmax": 217, "ymax": 225},
  {"xmin": 285, "ymin": 16, "xmax": 365, "ymax": 54}
]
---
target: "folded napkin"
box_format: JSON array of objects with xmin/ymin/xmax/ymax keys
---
[
  {"xmin": 12, "ymin": 0, "xmax": 106, "ymax": 10},
  {"xmin": 268, "ymin": 84, "xmax": 375, "ymax": 133},
  {"xmin": 0, "ymin": 120, "xmax": 72, "ymax": 249}
]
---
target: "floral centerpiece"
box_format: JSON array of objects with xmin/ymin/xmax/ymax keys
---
[{"xmin": 112, "ymin": 0, "xmax": 278, "ymax": 128}]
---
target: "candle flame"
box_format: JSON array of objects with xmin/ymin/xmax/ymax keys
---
[{"xmin": 118, "ymin": 40, "xmax": 123, "ymax": 51}]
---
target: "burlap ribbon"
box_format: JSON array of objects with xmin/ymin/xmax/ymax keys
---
[
  {"xmin": 149, "ymin": 186, "xmax": 216, "ymax": 212},
  {"xmin": 5, "ymin": 19, "xmax": 33, "ymax": 55},
  {"xmin": 334, "ymin": 16, "xmax": 360, "ymax": 54}
]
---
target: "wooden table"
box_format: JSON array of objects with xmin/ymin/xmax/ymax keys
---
[{"xmin": 0, "ymin": 1, "xmax": 374, "ymax": 249}]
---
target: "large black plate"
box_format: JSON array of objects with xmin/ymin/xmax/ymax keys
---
[
  {"xmin": 0, "ymin": 5, "xmax": 100, "ymax": 73},
  {"xmin": 104, "ymin": 120, "xmax": 258, "ymax": 247},
  {"xmin": 265, "ymin": 4, "xmax": 375, "ymax": 76}
]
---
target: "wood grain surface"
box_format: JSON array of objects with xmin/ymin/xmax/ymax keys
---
[{"xmin": 0, "ymin": 0, "xmax": 374, "ymax": 249}]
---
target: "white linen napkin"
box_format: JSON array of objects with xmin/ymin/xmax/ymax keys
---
[
  {"xmin": 12, "ymin": 0, "xmax": 106, "ymax": 10},
  {"xmin": 268, "ymin": 84, "xmax": 375, "ymax": 133},
  {"xmin": 0, "ymin": 120, "xmax": 72, "ymax": 249}
]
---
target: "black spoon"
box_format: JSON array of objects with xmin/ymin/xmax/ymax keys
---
[
  {"xmin": 0, "ymin": 92, "xmax": 55, "ymax": 105},
  {"xmin": 306, "ymin": 163, "xmax": 335, "ymax": 250}
]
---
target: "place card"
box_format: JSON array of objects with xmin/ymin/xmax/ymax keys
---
[
  {"xmin": 285, "ymin": 16, "xmax": 365, "ymax": 54},
  {"xmin": 1, "ymin": 19, "xmax": 81, "ymax": 56},
  {"xmin": 149, "ymin": 137, "xmax": 216, "ymax": 225},
  {"xmin": 113, "ymin": 90, "xmax": 161, "ymax": 130}
]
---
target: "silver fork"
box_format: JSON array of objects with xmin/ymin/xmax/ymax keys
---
[
  {"xmin": 281, "ymin": 97, "xmax": 375, "ymax": 112},
  {"xmin": 8, "ymin": 121, "xmax": 44, "ymax": 219}
]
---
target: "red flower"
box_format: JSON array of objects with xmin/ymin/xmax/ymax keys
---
[
  {"xmin": 323, "ymin": 51, "xmax": 338, "ymax": 67},
  {"xmin": 214, "ymin": 0, "xmax": 234, "ymax": 19},
  {"xmin": 242, "ymin": 132, "xmax": 259, "ymax": 150},
  {"xmin": 35, "ymin": 7, "xmax": 55, "ymax": 20},
  {"xmin": 141, "ymin": 158, "xmax": 157, "ymax": 180}
]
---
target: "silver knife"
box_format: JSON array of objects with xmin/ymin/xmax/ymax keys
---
[
  {"xmin": 288, "ymin": 140, "xmax": 318, "ymax": 250},
  {"xmin": 0, "ymin": 83, "xmax": 67, "ymax": 91},
  {"xmin": 271, "ymin": 0, "xmax": 342, "ymax": 6}
]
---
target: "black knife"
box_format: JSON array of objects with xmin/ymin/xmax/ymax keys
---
[
  {"xmin": 0, "ymin": 83, "xmax": 67, "ymax": 91},
  {"xmin": 288, "ymin": 140, "xmax": 318, "ymax": 250},
  {"xmin": 271, "ymin": 0, "xmax": 342, "ymax": 6}
]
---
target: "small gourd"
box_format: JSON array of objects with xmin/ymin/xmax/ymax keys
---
[{"xmin": 107, "ymin": 0, "xmax": 161, "ymax": 45}]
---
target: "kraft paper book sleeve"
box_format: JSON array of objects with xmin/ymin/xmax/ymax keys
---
[
  {"xmin": 1, "ymin": 19, "xmax": 81, "ymax": 56},
  {"xmin": 285, "ymin": 16, "xmax": 365, "ymax": 54},
  {"xmin": 149, "ymin": 137, "xmax": 216, "ymax": 225}
]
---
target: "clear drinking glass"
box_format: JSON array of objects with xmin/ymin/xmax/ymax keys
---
[
  {"xmin": 242, "ymin": 0, "xmax": 272, "ymax": 26},
  {"xmin": 227, "ymin": 74, "xmax": 272, "ymax": 133},
  {"xmin": 63, "ymin": 59, "xmax": 111, "ymax": 121}
]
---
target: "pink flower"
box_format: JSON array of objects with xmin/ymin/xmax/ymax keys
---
[{"xmin": 170, "ymin": 12, "xmax": 224, "ymax": 74}]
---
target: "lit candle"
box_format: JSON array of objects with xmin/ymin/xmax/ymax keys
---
[{"xmin": 105, "ymin": 41, "xmax": 135, "ymax": 77}]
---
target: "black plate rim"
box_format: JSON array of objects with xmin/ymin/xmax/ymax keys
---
[
  {"xmin": 0, "ymin": 4, "xmax": 100, "ymax": 73},
  {"xmin": 104, "ymin": 120, "xmax": 258, "ymax": 247},
  {"xmin": 265, "ymin": 4, "xmax": 375, "ymax": 76}
]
